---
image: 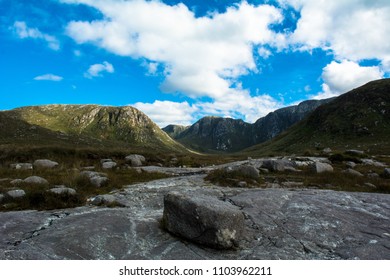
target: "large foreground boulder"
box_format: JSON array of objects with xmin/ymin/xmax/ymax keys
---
[{"xmin": 162, "ymin": 192, "xmax": 245, "ymax": 249}]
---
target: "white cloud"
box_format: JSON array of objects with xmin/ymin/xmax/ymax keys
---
[
  {"xmin": 280, "ymin": 0, "xmax": 390, "ymax": 65},
  {"xmin": 133, "ymin": 100, "xmax": 197, "ymax": 127},
  {"xmin": 84, "ymin": 61, "xmax": 114, "ymax": 79},
  {"xmin": 33, "ymin": 74, "xmax": 63, "ymax": 81},
  {"xmin": 311, "ymin": 60, "xmax": 383, "ymax": 99},
  {"xmin": 12, "ymin": 21, "xmax": 60, "ymax": 50},
  {"xmin": 63, "ymin": 0, "xmax": 285, "ymax": 101}
]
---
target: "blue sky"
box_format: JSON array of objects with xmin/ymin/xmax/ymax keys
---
[{"xmin": 1, "ymin": 0, "xmax": 389, "ymax": 127}]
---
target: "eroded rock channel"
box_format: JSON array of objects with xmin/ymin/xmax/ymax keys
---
[{"xmin": 1, "ymin": 172, "xmax": 389, "ymax": 260}]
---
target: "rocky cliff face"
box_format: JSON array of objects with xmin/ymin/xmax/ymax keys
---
[{"xmin": 168, "ymin": 99, "xmax": 332, "ymax": 153}]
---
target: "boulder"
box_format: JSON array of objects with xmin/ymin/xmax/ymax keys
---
[
  {"xmin": 9, "ymin": 163, "xmax": 33, "ymax": 170},
  {"xmin": 346, "ymin": 161, "xmax": 357, "ymax": 169},
  {"xmin": 90, "ymin": 194, "xmax": 116, "ymax": 206},
  {"xmin": 33, "ymin": 159, "xmax": 59, "ymax": 169},
  {"xmin": 368, "ymin": 172, "xmax": 380, "ymax": 178},
  {"xmin": 102, "ymin": 161, "xmax": 117, "ymax": 169},
  {"xmin": 230, "ymin": 165, "xmax": 260, "ymax": 180},
  {"xmin": 10, "ymin": 179, "xmax": 23, "ymax": 185},
  {"xmin": 0, "ymin": 194, "xmax": 4, "ymax": 203},
  {"xmin": 24, "ymin": 176, "xmax": 49, "ymax": 185},
  {"xmin": 125, "ymin": 154, "xmax": 146, "ymax": 167},
  {"xmin": 323, "ymin": 148, "xmax": 332, "ymax": 154},
  {"xmin": 7, "ymin": 189, "xmax": 26, "ymax": 199},
  {"xmin": 384, "ymin": 168, "xmax": 390, "ymax": 178},
  {"xmin": 343, "ymin": 169, "xmax": 364, "ymax": 177},
  {"xmin": 79, "ymin": 171, "xmax": 108, "ymax": 187},
  {"xmin": 312, "ymin": 162, "xmax": 334, "ymax": 173},
  {"xmin": 49, "ymin": 186, "xmax": 77, "ymax": 195},
  {"xmin": 261, "ymin": 159, "xmax": 295, "ymax": 172},
  {"xmin": 363, "ymin": 183, "xmax": 377, "ymax": 189},
  {"xmin": 162, "ymin": 192, "xmax": 245, "ymax": 249}
]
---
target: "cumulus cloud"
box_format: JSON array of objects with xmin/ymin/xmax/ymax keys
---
[
  {"xmin": 280, "ymin": 0, "xmax": 390, "ymax": 65},
  {"xmin": 12, "ymin": 21, "xmax": 60, "ymax": 50},
  {"xmin": 34, "ymin": 74, "xmax": 63, "ymax": 81},
  {"xmin": 63, "ymin": 0, "xmax": 285, "ymax": 114},
  {"xmin": 133, "ymin": 100, "xmax": 197, "ymax": 127},
  {"xmin": 311, "ymin": 60, "xmax": 383, "ymax": 99},
  {"xmin": 84, "ymin": 61, "xmax": 114, "ymax": 79}
]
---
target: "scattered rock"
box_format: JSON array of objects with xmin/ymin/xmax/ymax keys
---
[
  {"xmin": 162, "ymin": 191, "xmax": 245, "ymax": 249},
  {"xmin": 261, "ymin": 159, "xmax": 295, "ymax": 172},
  {"xmin": 231, "ymin": 165, "xmax": 260, "ymax": 180},
  {"xmin": 9, "ymin": 163, "xmax": 33, "ymax": 170},
  {"xmin": 24, "ymin": 176, "xmax": 49, "ymax": 185},
  {"xmin": 363, "ymin": 183, "xmax": 377, "ymax": 189},
  {"xmin": 237, "ymin": 181, "xmax": 248, "ymax": 188},
  {"xmin": 49, "ymin": 186, "xmax": 77, "ymax": 195},
  {"xmin": 384, "ymin": 168, "xmax": 390, "ymax": 178},
  {"xmin": 343, "ymin": 169, "xmax": 364, "ymax": 177},
  {"xmin": 102, "ymin": 161, "xmax": 117, "ymax": 169},
  {"xmin": 10, "ymin": 179, "xmax": 23, "ymax": 185},
  {"xmin": 312, "ymin": 162, "xmax": 334, "ymax": 173},
  {"xmin": 361, "ymin": 159, "xmax": 387, "ymax": 167},
  {"xmin": 125, "ymin": 154, "xmax": 146, "ymax": 167},
  {"xmin": 33, "ymin": 159, "xmax": 59, "ymax": 169},
  {"xmin": 323, "ymin": 148, "xmax": 332, "ymax": 154},
  {"xmin": 90, "ymin": 194, "xmax": 117, "ymax": 206},
  {"xmin": 368, "ymin": 172, "xmax": 380, "ymax": 178},
  {"xmin": 6, "ymin": 189, "xmax": 26, "ymax": 199},
  {"xmin": 346, "ymin": 150, "xmax": 365, "ymax": 156},
  {"xmin": 346, "ymin": 161, "xmax": 357, "ymax": 169},
  {"xmin": 79, "ymin": 171, "xmax": 108, "ymax": 187}
]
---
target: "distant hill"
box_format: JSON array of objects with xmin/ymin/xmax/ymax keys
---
[
  {"xmin": 244, "ymin": 78, "xmax": 390, "ymax": 155},
  {"xmin": 164, "ymin": 99, "xmax": 332, "ymax": 153},
  {"xmin": 0, "ymin": 105, "xmax": 188, "ymax": 155}
]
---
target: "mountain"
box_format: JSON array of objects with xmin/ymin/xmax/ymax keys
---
[
  {"xmin": 165, "ymin": 98, "xmax": 332, "ymax": 153},
  {"xmin": 162, "ymin": 124, "xmax": 189, "ymax": 138},
  {"xmin": 245, "ymin": 78, "xmax": 390, "ymax": 155},
  {"xmin": 0, "ymin": 105, "xmax": 188, "ymax": 155}
]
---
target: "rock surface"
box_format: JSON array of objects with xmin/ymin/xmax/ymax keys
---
[
  {"xmin": 33, "ymin": 159, "xmax": 59, "ymax": 169},
  {"xmin": 0, "ymin": 174, "xmax": 389, "ymax": 260},
  {"xmin": 162, "ymin": 192, "xmax": 244, "ymax": 249}
]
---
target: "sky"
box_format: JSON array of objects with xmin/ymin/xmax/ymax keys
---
[{"xmin": 0, "ymin": 0, "xmax": 389, "ymax": 127}]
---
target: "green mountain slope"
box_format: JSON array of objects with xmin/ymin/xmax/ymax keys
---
[
  {"xmin": 244, "ymin": 79, "xmax": 390, "ymax": 156},
  {"xmin": 0, "ymin": 105, "xmax": 188, "ymax": 154}
]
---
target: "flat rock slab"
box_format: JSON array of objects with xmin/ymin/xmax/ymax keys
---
[{"xmin": 0, "ymin": 175, "xmax": 389, "ymax": 260}]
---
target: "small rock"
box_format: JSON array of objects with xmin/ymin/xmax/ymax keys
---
[
  {"xmin": 323, "ymin": 148, "xmax": 332, "ymax": 154},
  {"xmin": 125, "ymin": 154, "xmax": 146, "ymax": 167},
  {"xmin": 0, "ymin": 194, "xmax": 4, "ymax": 203},
  {"xmin": 346, "ymin": 150, "xmax": 365, "ymax": 156},
  {"xmin": 383, "ymin": 168, "xmax": 390, "ymax": 178},
  {"xmin": 312, "ymin": 162, "xmax": 334, "ymax": 173},
  {"xmin": 102, "ymin": 161, "xmax": 117, "ymax": 169},
  {"xmin": 162, "ymin": 191, "xmax": 245, "ymax": 249},
  {"xmin": 363, "ymin": 183, "xmax": 377, "ymax": 189},
  {"xmin": 10, "ymin": 179, "xmax": 23, "ymax": 185},
  {"xmin": 261, "ymin": 159, "xmax": 295, "ymax": 172},
  {"xmin": 100, "ymin": 159, "xmax": 113, "ymax": 164},
  {"xmin": 7, "ymin": 189, "xmax": 26, "ymax": 199},
  {"xmin": 9, "ymin": 163, "xmax": 33, "ymax": 170},
  {"xmin": 346, "ymin": 161, "xmax": 357, "ymax": 169},
  {"xmin": 50, "ymin": 186, "xmax": 77, "ymax": 195},
  {"xmin": 24, "ymin": 176, "xmax": 49, "ymax": 185},
  {"xmin": 80, "ymin": 171, "xmax": 109, "ymax": 187},
  {"xmin": 237, "ymin": 181, "xmax": 248, "ymax": 188},
  {"xmin": 33, "ymin": 159, "xmax": 59, "ymax": 169},
  {"xmin": 342, "ymin": 169, "xmax": 364, "ymax": 177},
  {"xmin": 368, "ymin": 172, "xmax": 380, "ymax": 178},
  {"xmin": 361, "ymin": 159, "xmax": 386, "ymax": 167},
  {"xmin": 90, "ymin": 194, "xmax": 116, "ymax": 206}
]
